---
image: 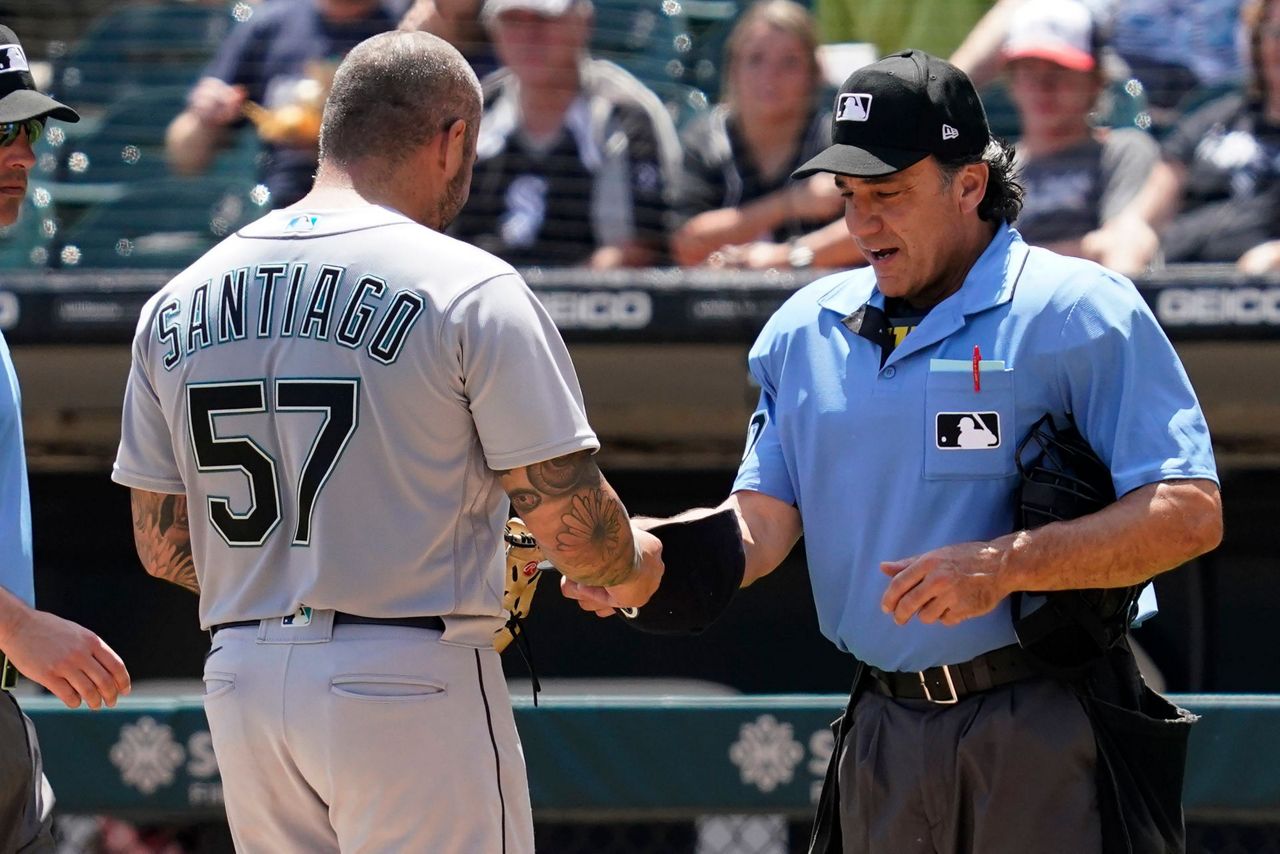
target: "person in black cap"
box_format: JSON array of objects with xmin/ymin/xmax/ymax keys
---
[
  {"xmin": 565, "ymin": 49, "xmax": 1222, "ymax": 853},
  {"xmin": 0, "ymin": 24, "xmax": 132, "ymax": 852}
]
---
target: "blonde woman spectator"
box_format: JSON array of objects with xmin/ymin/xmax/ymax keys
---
[{"xmin": 672, "ymin": 0, "xmax": 861, "ymax": 270}]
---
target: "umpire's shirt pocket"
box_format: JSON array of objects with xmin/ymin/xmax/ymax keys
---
[{"xmin": 923, "ymin": 362, "xmax": 1016, "ymax": 480}]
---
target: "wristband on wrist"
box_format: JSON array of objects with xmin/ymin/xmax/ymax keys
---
[{"xmin": 788, "ymin": 240, "xmax": 815, "ymax": 268}]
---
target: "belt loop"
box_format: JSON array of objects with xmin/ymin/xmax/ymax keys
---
[{"xmin": 967, "ymin": 652, "xmax": 994, "ymax": 693}]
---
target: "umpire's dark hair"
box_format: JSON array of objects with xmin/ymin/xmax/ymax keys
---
[
  {"xmin": 319, "ymin": 31, "xmax": 482, "ymax": 168},
  {"xmin": 937, "ymin": 136, "xmax": 1024, "ymax": 225}
]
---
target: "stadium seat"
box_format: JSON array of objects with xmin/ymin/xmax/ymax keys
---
[
  {"xmin": 647, "ymin": 79, "xmax": 710, "ymax": 131},
  {"xmin": 0, "ymin": 190, "xmax": 58, "ymax": 269},
  {"xmin": 681, "ymin": 11, "xmax": 735, "ymax": 98},
  {"xmin": 46, "ymin": 86, "xmax": 190, "ymax": 196},
  {"xmin": 591, "ymin": 0, "xmax": 694, "ymax": 92},
  {"xmin": 51, "ymin": 177, "xmax": 265, "ymax": 269},
  {"xmin": 49, "ymin": 2, "xmax": 232, "ymax": 112}
]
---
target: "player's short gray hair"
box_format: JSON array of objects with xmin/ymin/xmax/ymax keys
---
[{"xmin": 319, "ymin": 30, "xmax": 482, "ymax": 168}]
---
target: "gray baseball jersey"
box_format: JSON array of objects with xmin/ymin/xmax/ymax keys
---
[{"xmin": 112, "ymin": 204, "xmax": 598, "ymax": 630}]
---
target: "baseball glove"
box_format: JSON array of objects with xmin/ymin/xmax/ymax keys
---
[
  {"xmin": 1012, "ymin": 413, "xmax": 1141, "ymax": 672},
  {"xmin": 494, "ymin": 517, "xmax": 546, "ymax": 653}
]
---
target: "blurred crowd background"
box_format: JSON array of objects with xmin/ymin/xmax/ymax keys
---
[{"xmin": 0, "ymin": 0, "xmax": 1276, "ymax": 276}]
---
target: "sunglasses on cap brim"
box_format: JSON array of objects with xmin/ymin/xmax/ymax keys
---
[{"xmin": 0, "ymin": 119, "xmax": 44, "ymax": 147}]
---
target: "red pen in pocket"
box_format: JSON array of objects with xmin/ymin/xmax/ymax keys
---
[{"xmin": 972, "ymin": 345, "xmax": 981, "ymax": 392}]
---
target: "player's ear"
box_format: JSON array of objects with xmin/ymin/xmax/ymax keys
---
[{"xmin": 441, "ymin": 117, "xmax": 469, "ymax": 180}]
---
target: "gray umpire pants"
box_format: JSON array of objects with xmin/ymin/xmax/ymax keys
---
[
  {"xmin": 0, "ymin": 692, "xmax": 54, "ymax": 853},
  {"xmin": 203, "ymin": 614, "xmax": 534, "ymax": 853},
  {"xmin": 838, "ymin": 675, "xmax": 1101, "ymax": 854}
]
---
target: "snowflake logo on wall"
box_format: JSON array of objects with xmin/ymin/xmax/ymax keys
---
[
  {"xmin": 109, "ymin": 717, "xmax": 186, "ymax": 795},
  {"xmin": 729, "ymin": 714, "xmax": 805, "ymax": 793}
]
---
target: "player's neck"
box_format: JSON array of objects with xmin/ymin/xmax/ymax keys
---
[{"xmin": 306, "ymin": 163, "xmax": 406, "ymax": 213}]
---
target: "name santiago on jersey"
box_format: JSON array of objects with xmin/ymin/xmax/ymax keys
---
[{"xmin": 155, "ymin": 262, "xmax": 424, "ymax": 370}]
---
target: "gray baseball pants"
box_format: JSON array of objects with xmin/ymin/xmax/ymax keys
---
[{"xmin": 203, "ymin": 613, "xmax": 534, "ymax": 852}]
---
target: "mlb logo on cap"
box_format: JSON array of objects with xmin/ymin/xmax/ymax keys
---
[
  {"xmin": 836, "ymin": 93, "xmax": 873, "ymax": 123},
  {"xmin": 792, "ymin": 50, "xmax": 990, "ymax": 179},
  {"xmin": 0, "ymin": 44, "xmax": 29, "ymax": 74}
]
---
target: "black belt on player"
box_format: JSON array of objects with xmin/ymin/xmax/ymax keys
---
[
  {"xmin": 211, "ymin": 613, "xmax": 446, "ymax": 634},
  {"xmin": 867, "ymin": 643, "xmax": 1041, "ymax": 705}
]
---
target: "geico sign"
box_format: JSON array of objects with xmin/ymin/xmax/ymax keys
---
[
  {"xmin": 539, "ymin": 290, "xmax": 652, "ymax": 330},
  {"xmin": 0, "ymin": 292, "xmax": 17, "ymax": 330},
  {"xmin": 1156, "ymin": 287, "xmax": 1280, "ymax": 326}
]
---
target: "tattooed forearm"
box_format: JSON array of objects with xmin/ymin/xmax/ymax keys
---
[
  {"xmin": 130, "ymin": 490, "xmax": 199, "ymax": 594},
  {"xmin": 527, "ymin": 453, "xmax": 598, "ymax": 495},
  {"xmin": 555, "ymin": 488, "xmax": 633, "ymax": 585},
  {"xmin": 498, "ymin": 450, "xmax": 637, "ymax": 586}
]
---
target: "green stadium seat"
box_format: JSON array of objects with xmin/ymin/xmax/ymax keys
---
[
  {"xmin": 51, "ymin": 177, "xmax": 265, "ymax": 269},
  {"xmin": 646, "ymin": 79, "xmax": 710, "ymax": 131},
  {"xmin": 0, "ymin": 190, "xmax": 58, "ymax": 269},
  {"xmin": 49, "ymin": 2, "xmax": 231, "ymax": 112},
  {"xmin": 46, "ymin": 87, "xmax": 189, "ymax": 194},
  {"xmin": 591, "ymin": 0, "xmax": 694, "ymax": 91}
]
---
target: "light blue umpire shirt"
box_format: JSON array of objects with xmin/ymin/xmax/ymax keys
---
[
  {"xmin": 733, "ymin": 224, "xmax": 1218, "ymax": 672},
  {"xmin": 0, "ymin": 330, "xmax": 34, "ymax": 607}
]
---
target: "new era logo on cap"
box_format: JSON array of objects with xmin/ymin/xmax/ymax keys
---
[
  {"xmin": 942, "ymin": 124, "xmax": 959, "ymax": 140},
  {"xmin": 836, "ymin": 93, "xmax": 873, "ymax": 122},
  {"xmin": 0, "ymin": 44, "xmax": 29, "ymax": 74}
]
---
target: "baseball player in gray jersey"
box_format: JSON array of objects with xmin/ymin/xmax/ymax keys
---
[{"xmin": 113, "ymin": 31, "xmax": 661, "ymax": 852}]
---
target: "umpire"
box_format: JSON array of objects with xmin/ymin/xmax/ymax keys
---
[
  {"xmin": 566, "ymin": 50, "xmax": 1222, "ymax": 853},
  {"xmin": 0, "ymin": 25, "xmax": 132, "ymax": 851}
]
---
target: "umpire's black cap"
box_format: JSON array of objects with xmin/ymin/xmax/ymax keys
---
[
  {"xmin": 793, "ymin": 49, "xmax": 988, "ymax": 179},
  {"xmin": 0, "ymin": 26, "xmax": 79, "ymax": 124}
]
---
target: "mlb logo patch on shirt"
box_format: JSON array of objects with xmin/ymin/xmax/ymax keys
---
[
  {"xmin": 936, "ymin": 412, "xmax": 1001, "ymax": 449},
  {"xmin": 836, "ymin": 93, "xmax": 873, "ymax": 122},
  {"xmin": 0, "ymin": 44, "xmax": 29, "ymax": 74},
  {"xmin": 282, "ymin": 606, "xmax": 313, "ymax": 627},
  {"xmin": 285, "ymin": 214, "xmax": 320, "ymax": 233}
]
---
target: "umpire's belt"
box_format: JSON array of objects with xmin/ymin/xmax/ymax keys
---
[
  {"xmin": 212, "ymin": 613, "xmax": 446, "ymax": 634},
  {"xmin": 867, "ymin": 643, "xmax": 1040, "ymax": 704}
]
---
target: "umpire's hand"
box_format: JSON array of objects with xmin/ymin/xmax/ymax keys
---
[
  {"xmin": 880, "ymin": 540, "xmax": 1010, "ymax": 627},
  {"xmin": 0, "ymin": 608, "xmax": 131, "ymax": 709}
]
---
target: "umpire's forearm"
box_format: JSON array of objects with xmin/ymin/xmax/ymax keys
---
[{"xmin": 998, "ymin": 478, "xmax": 1221, "ymax": 593}]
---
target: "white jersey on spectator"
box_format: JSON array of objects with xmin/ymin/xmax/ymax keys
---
[{"xmin": 112, "ymin": 205, "xmax": 598, "ymax": 630}]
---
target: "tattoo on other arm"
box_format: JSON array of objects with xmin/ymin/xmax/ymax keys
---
[
  {"xmin": 131, "ymin": 491, "xmax": 199, "ymax": 594},
  {"xmin": 499, "ymin": 451, "xmax": 635, "ymax": 587},
  {"xmin": 528, "ymin": 454, "xmax": 594, "ymax": 495},
  {"xmin": 556, "ymin": 489, "xmax": 624, "ymax": 569}
]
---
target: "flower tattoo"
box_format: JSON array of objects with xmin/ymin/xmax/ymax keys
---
[{"xmin": 556, "ymin": 489, "xmax": 622, "ymax": 562}]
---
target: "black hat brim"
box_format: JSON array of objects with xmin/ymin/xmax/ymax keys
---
[
  {"xmin": 792, "ymin": 143, "xmax": 928, "ymax": 180},
  {"xmin": 0, "ymin": 90, "xmax": 79, "ymax": 124}
]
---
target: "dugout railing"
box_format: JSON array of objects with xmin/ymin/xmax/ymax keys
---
[{"xmin": 22, "ymin": 693, "xmax": 1280, "ymax": 852}]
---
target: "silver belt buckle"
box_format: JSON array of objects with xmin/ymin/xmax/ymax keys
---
[{"xmin": 919, "ymin": 664, "xmax": 959, "ymax": 704}]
